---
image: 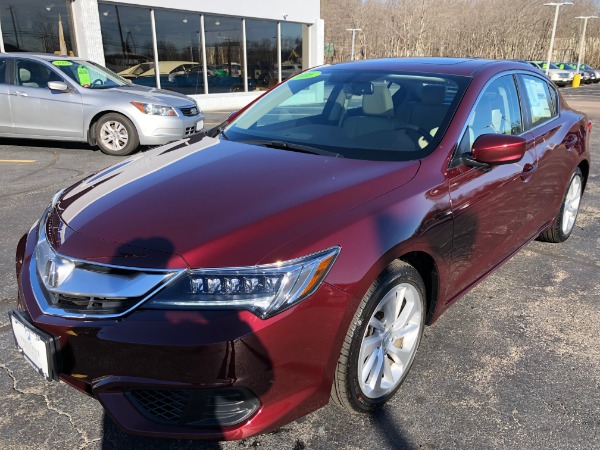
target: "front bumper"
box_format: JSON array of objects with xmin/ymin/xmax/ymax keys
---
[
  {"xmin": 14, "ymin": 228, "xmax": 354, "ymax": 440},
  {"xmin": 133, "ymin": 113, "xmax": 205, "ymax": 146}
]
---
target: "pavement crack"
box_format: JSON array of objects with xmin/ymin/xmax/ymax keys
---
[{"xmin": 1, "ymin": 364, "xmax": 99, "ymax": 449}]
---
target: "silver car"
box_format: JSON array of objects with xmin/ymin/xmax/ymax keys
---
[{"xmin": 0, "ymin": 53, "xmax": 204, "ymax": 156}]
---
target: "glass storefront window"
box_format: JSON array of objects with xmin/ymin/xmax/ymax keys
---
[
  {"xmin": 154, "ymin": 10, "xmax": 203, "ymax": 95},
  {"xmin": 204, "ymin": 16, "xmax": 244, "ymax": 94},
  {"xmin": 281, "ymin": 23, "xmax": 304, "ymax": 79},
  {"xmin": 246, "ymin": 19, "xmax": 276, "ymax": 89},
  {"xmin": 98, "ymin": 3, "xmax": 154, "ymax": 87},
  {"xmin": 0, "ymin": 0, "xmax": 76, "ymax": 55}
]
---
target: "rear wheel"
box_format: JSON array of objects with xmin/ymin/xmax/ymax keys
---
[
  {"xmin": 96, "ymin": 113, "xmax": 139, "ymax": 156},
  {"xmin": 331, "ymin": 260, "xmax": 425, "ymax": 413},
  {"xmin": 538, "ymin": 167, "xmax": 583, "ymax": 243}
]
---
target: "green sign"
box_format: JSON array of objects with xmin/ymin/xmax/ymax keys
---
[
  {"xmin": 77, "ymin": 66, "xmax": 91, "ymax": 86},
  {"xmin": 52, "ymin": 60, "xmax": 72, "ymax": 66},
  {"xmin": 293, "ymin": 71, "xmax": 321, "ymax": 80}
]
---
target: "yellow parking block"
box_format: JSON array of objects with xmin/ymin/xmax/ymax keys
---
[{"xmin": 0, "ymin": 159, "xmax": 36, "ymax": 163}]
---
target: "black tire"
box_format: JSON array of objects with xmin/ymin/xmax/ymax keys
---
[
  {"xmin": 96, "ymin": 113, "xmax": 140, "ymax": 156},
  {"xmin": 331, "ymin": 260, "xmax": 426, "ymax": 413},
  {"xmin": 538, "ymin": 167, "xmax": 583, "ymax": 243}
]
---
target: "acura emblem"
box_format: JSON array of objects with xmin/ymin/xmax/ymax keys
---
[
  {"xmin": 45, "ymin": 259, "xmax": 59, "ymax": 289},
  {"xmin": 191, "ymin": 107, "xmax": 198, "ymax": 115}
]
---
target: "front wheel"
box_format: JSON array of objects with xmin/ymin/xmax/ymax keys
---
[
  {"xmin": 96, "ymin": 113, "xmax": 140, "ymax": 156},
  {"xmin": 538, "ymin": 167, "xmax": 583, "ymax": 243},
  {"xmin": 331, "ymin": 260, "xmax": 425, "ymax": 413}
]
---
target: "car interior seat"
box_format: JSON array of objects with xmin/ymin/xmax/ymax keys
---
[
  {"xmin": 342, "ymin": 84, "xmax": 394, "ymax": 137},
  {"xmin": 18, "ymin": 66, "xmax": 38, "ymax": 88},
  {"xmin": 400, "ymin": 84, "xmax": 449, "ymax": 136}
]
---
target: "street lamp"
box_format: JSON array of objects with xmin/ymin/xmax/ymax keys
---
[
  {"xmin": 544, "ymin": 2, "xmax": 573, "ymax": 75},
  {"xmin": 575, "ymin": 16, "xmax": 598, "ymax": 73},
  {"xmin": 346, "ymin": 28, "xmax": 362, "ymax": 61}
]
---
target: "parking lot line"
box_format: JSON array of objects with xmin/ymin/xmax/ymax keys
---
[{"xmin": 0, "ymin": 159, "xmax": 36, "ymax": 163}]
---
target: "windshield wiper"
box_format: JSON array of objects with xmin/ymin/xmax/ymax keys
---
[{"xmin": 238, "ymin": 140, "xmax": 343, "ymax": 158}]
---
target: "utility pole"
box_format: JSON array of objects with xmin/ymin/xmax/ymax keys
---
[
  {"xmin": 346, "ymin": 28, "xmax": 362, "ymax": 61},
  {"xmin": 544, "ymin": 2, "xmax": 573, "ymax": 75},
  {"xmin": 575, "ymin": 16, "xmax": 598, "ymax": 73}
]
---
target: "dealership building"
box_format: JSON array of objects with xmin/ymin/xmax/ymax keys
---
[{"xmin": 0, "ymin": 0, "xmax": 324, "ymax": 110}]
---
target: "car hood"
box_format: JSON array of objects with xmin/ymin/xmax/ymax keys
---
[
  {"xmin": 107, "ymin": 84, "xmax": 195, "ymax": 106},
  {"xmin": 55, "ymin": 137, "xmax": 420, "ymax": 269}
]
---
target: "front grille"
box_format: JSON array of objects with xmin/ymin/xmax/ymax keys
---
[
  {"xmin": 185, "ymin": 126, "xmax": 197, "ymax": 136},
  {"xmin": 54, "ymin": 293, "xmax": 141, "ymax": 315},
  {"xmin": 125, "ymin": 387, "xmax": 260, "ymax": 427},
  {"xmin": 128, "ymin": 389, "xmax": 190, "ymax": 423},
  {"xmin": 180, "ymin": 106, "xmax": 200, "ymax": 117}
]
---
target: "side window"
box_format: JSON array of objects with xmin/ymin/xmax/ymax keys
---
[
  {"xmin": 15, "ymin": 60, "xmax": 62, "ymax": 88},
  {"xmin": 520, "ymin": 75, "xmax": 556, "ymax": 127},
  {"xmin": 457, "ymin": 75, "xmax": 522, "ymax": 155}
]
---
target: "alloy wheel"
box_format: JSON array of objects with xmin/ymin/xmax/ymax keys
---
[
  {"xmin": 561, "ymin": 174, "xmax": 582, "ymax": 235},
  {"xmin": 358, "ymin": 283, "xmax": 423, "ymax": 399},
  {"xmin": 100, "ymin": 121, "xmax": 129, "ymax": 151}
]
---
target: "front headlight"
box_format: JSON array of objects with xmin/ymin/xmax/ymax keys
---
[
  {"xmin": 131, "ymin": 101, "xmax": 176, "ymax": 116},
  {"xmin": 144, "ymin": 247, "xmax": 340, "ymax": 319}
]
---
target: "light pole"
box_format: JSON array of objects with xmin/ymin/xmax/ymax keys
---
[
  {"xmin": 346, "ymin": 28, "xmax": 362, "ymax": 61},
  {"xmin": 575, "ymin": 16, "xmax": 598, "ymax": 73},
  {"xmin": 544, "ymin": 2, "xmax": 573, "ymax": 75}
]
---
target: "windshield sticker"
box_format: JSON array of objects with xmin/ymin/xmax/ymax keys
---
[
  {"xmin": 77, "ymin": 66, "xmax": 91, "ymax": 87},
  {"xmin": 52, "ymin": 61, "xmax": 72, "ymax": 66},
  {"xmin": 293, "ymin": 71, "xmax": 321, "ymax": 80}
]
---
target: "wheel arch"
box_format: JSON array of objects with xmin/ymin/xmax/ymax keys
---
[
  {"xmin": 86, "ymin": 110, "xmax": 135, "ymax": 146},
  {"xmin": 578, "ymin": 159, "xmax": 590, "ymax": 193},
  {"xmin": 398, "ymin": 251, "xmax": 439, "ymax": 325}
]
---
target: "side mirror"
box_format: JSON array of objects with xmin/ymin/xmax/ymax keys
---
[
  {"xmin": 467, "ymin": 134, "xmax": 527, "ymax": 166},
  {"xmin": 47, "ymin": 81, "xmax": 69, "ymax": 92}
]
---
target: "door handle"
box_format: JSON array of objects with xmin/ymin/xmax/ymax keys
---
[
  {"xmin": 565, "ymin": 135, "xmax": 578, "ymax": 150},
  {"xmin": 521, "ymin": 163, "xmax": 537, "ymax": 181},
  {"xmin": 10, "ymin": 91, "xmax": 28, "ymax": 97}
]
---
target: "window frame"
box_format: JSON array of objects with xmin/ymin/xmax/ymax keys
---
[
  {"xmin": 450, "ymin": 71, "xmax": 526, "ymax": 168},
  {"xmin": 515, "ymin": 73, "xmax": 560, "ymax": 132}
]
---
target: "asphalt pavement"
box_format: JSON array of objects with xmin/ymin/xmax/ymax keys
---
[{"xmin": 0, "ymin": 88, "xmax": 599, "ymax": 450}]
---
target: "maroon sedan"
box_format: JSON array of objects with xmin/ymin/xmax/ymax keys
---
[{"xmin": 11, "ymin": 58, "xmax": 590, "ymax": 440}]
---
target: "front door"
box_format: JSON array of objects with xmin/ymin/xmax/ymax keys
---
[
  {"xmin": 446, "ymin": 74, "xmax": 539, "ymax": 301},
  {"xmin": 9, "ymin": 59, "xmax": 83, "ymax": 139}
]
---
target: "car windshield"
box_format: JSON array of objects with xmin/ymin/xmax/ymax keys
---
[
  {"xmin": 225, "ymin": 68, "xmax": 469, "ymax": 161},
  {"xmin": 52, "ymin": 60, "xmax": 129, "ymax": 89}
]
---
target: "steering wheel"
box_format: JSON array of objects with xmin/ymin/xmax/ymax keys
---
[
  {"xmin": 393, "ymin": 125, "xmax": 432, "ymax": 144},
  {"xmin": 91, "ymin": 79, "xmax": 104, "ymax": 87}
]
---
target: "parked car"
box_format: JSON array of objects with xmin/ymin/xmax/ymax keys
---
[
  {"xmin": 118, "ymin": 60, "xmax": 200, "ymax": 88},
  {"xmin": 11, "ymin": 58, "xmax": 590, "ymax": 440},
  {"xmin": 0, "ymin": 53, "xmax": 203, "ymax": 155},
  {"xmin": 557, "ymin": 62, "xmax": 597, "ymax": 84},
  {"xmin": 578, "ymin": 63, "xmax": 600, "ymax": 82},
  {"xmin": 171, "ymin": 65, "xmax": 256, "ymax": 93},
  {"xmin": 528, "ymin": 61, "xmax": 573, "ymax": 86}
]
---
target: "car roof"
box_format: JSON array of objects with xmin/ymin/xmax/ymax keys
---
[
  {"xmin": 1, "ymin": 52, "xmax": 88, "ymax": 64},
  {"xmin": 323, "ymin": 57, "xmax": 536, "ymax": 77}
]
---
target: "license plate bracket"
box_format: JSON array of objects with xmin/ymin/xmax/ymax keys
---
[{"xmin": 9, "ymin": 311, "xmax": 60, "ymax": 381}]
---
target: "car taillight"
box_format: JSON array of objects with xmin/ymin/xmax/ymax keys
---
[{"xmin": 588, "ymin": 121, "xmax": 593, "ymax": 133}]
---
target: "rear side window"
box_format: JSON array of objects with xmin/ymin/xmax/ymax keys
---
[{"xmin": 519, "ymin": 75, "xmax": 557, "ymax": 127}]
